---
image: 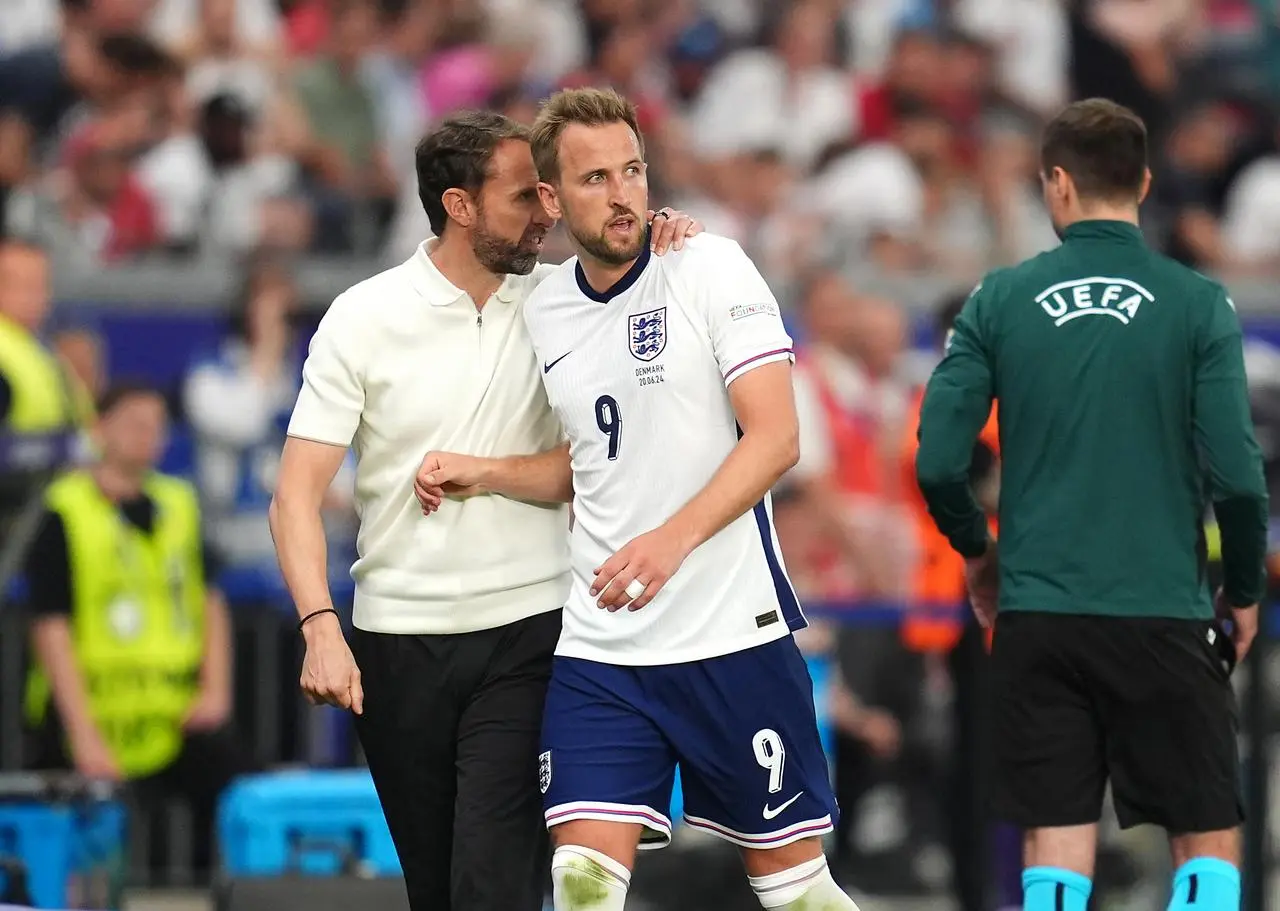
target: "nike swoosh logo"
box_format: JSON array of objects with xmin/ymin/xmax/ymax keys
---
[
  {"xmin": 762, "ymin": 791, "xmax": 804, "ymax": 820},
  {"xmin": 544, "ymin": 351, "xmax": 572, "ymax": 374}
]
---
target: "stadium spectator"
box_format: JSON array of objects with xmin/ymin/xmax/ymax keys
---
[
  {"xmin": 7, "ymin": 110, "xmax": 159, "ymax": 263},
  {"xmin": 155, "ymin": 0, "xmax": 283, "ymax": 70},
  {"xmin": 0, "ymin": 25, "xmax": 170, "ymax": 164},
  {"xmin": 803, "ymin": 99, "xmax": 950, "ymax": 271},
  {"xmin": 137, "ymin": 91, "xmax": 305, "ymax": 255},
  {"xmin": 283, "ymin": 0, "xmax": 396, "ymax": 253},
  {"xmin": 789, "ymin": 271, "xmax": 898, "ymax": 598},
  {"xmin": 1152, "ymin": 101, "xmax": 1240, "ymax": 270},
  {"xmin": 950, "ymin": 0, "xmax": 1068, "ymax": 118},
  {"xmin": 853, "ymin": 29, "xmax": 946, "ymax": 143},
  {"xmin": 183, "ymin": 254, "xmax": 352, "ymax": 573},
  {"xmin": 690, "ymin": 0, "xmax": 853, "ymax": 172},
  {"xmin": 1219, "ymin": 116, "xmax": 1280, "ymax": 274},
  {"xmin": 365, "ymin": 0, "xmax": 437, "ymax": 261},
  {"xmin": 169, "ymin": 0, "xmax": 275, "ymax": 116},
  {"xmin": 23, "ymin": 380, "xmax": 254, "ymax": 877},
  {"xmin": 558, "ymin": 15, "xmax": 671, "ymax": 133},
  {"xmin": 0, "ymin": 239, "xmax": 93, "ymax": 436}
]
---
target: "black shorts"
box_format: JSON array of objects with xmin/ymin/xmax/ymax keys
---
[
  {"xmin": 351, "ymin": 608, "xmax": 561, "ymax": 911},
  {"xmin": 990, "ymin": 611, "xmax": 1242, "ymax": 834}
]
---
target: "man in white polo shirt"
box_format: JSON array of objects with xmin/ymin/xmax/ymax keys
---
[{"xmin": 267, "ymin": 110, "xmax": 697, "ymax": 911}]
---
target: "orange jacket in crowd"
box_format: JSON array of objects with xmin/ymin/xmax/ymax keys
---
[
  {"xmin": 803, "ymin": 356, "xmax": 888, "ymax": 504},
  {"xmin": 899, "ymin": 385, "xmax": 1000, "ymax": 652}
]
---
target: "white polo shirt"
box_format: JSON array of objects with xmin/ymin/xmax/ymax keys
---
[{"xmin": 287, "ymin": 241, "xmax": 570, "ymax": 635}]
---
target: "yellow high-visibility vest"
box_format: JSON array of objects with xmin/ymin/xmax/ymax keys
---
[
  {"xmin": 0, "ymin": 315, "xmax": 92, "ymax": 432},
  {"xmin": 25, "ymin": 471, "xmax": 206, "ymax": 777}
]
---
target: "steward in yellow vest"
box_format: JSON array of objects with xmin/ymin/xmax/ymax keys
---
[
  {"xmin": 22, "ymin": 383, "xmax": 251, "ymax": 870},
  {"xmin": 0, "ymin": 240, "xmax": 94, "ymax": 435},
  {"xmin": 24, "ymin": 468, "xmax": 209, "ymax": 777}
]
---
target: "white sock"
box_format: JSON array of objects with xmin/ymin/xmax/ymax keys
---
[
  {"xmin": 748, "ymin": 855, "xmax": 860, "ymax": 910},
  {"xmin": 551, "ymin": 845, "xmax": 631, "ymax": 911}
]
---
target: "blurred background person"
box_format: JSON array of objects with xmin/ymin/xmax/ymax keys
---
[
  {"xmin": 22, "ymin": 381, "xmax": 253, "ymax": 880},
  {"xmin": 0, "ymin": 239, "xmax": 92, "ymax": 439},
  {"xmin": 0, "ymin": 238, "xmax": 93, "ymax": 551},
  {"xmin": 182, "ymin": 254, "xmax": 353, "ymax": 582}
]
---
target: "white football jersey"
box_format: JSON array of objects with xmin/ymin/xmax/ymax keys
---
[{"xmin": 523, "ymin": 233, "xmax": 805, "ymax": 665}]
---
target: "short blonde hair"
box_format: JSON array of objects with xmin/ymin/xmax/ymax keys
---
[{"xmin": 529, "ymin": 87, "xmax": 645, "ymax": 184}]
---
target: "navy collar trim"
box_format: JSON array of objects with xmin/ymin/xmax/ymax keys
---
[{"xmin": 575, "ymin": 232, "xmax": 652, "ymax": 303}]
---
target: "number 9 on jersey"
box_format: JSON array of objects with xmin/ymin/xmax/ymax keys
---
[{"xmin": 595, "ymin": 394, "xmax": 622, "ymax": 461}]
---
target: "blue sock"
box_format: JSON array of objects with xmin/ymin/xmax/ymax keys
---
[
  {"xmin": 1023, "ymin": 867, "xmax": 1092, "ymax": 911},
  {"xmin": 1169, "ymin": 858, "xmax": 1240, "ymax": 911}
]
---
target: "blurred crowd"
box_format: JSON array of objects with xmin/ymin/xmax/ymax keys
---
[{"xmin": 0, "ymin": 0, "xmax": 1276, "ymax": 284}]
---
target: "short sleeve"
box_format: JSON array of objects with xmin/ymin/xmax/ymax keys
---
[
  {"xmin": 0, "ymin": 370, "xmax": 12, "ymax": 422},
  {"xmin": 287, "ymin": 294, "xmax": 366, "ymax": 447},
  {"xmin": 201, "ymin": 539, "xmax": 224, "ymax": 585},
  {"xmin": 23, "ymin": 510, "xmax": 72, "ymax": 617},
  {"xmin": 694, "ymin": 239, "xmax": 794, "ymax": 387}
]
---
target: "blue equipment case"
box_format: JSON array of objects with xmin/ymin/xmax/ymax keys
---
[
  {"xmin": 217, "ymin": 770, "xmax": 400, "ymax": 877},
  {"xmin": 0, "ymin": 798, "xmax": 126, "ymax": 909}
]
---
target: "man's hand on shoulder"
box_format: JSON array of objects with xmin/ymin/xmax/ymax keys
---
[
  {"xmin": 965, "ymin": 538, "xmax": 999, "ymax": 628},
  {"xmin": 648, "ymin": 207, "xmax": 702, "ymax": 255},
  {"xmin": 414, "ymin": 451, "xmax": 492, "ymax": 513}
]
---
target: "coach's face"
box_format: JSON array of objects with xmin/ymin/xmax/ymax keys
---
[
  {"xmin": 471, "ymin": 139, "xmax": 553, "ymax": 275},
  {"xmin": 540, "ymin": 121, "xmax": 649, "ymax": 267}
]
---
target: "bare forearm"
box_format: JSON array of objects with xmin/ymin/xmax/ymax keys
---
[
  {"xmin": 481, "ymin": 444, "xmax": 573, "ymax": 504},
  {"xmin": 31, "ymin": 619, "xmax": 97, "ymax": 742},
  {"xmin": 200, "ymin": 590, "xmax": 232, "ymax": 693},
  {"xmin": 666, "ymin": 429, "xmax": 798, "ymax": 553},
  {"xmin": 268, "ymin": 493, "xmax": 333, "ymax": 618}
]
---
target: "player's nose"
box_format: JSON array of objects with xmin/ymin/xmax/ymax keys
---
[{"xmin": 606, "ymin": 175, "xmax": 631, "ymax": 209}]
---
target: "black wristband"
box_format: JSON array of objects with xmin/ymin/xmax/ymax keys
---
[{"xmin": 298, "ymin": 607, "xmax": 338, "ymax": 633}]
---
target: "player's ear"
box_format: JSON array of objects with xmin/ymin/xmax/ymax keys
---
[
  {"xmin": 442, "ymin": 187, "xmax": 476, "ymax": 228},
  {"xmin": 537, "ymin": 182, "xmax": 561, "ymax": 220},
  {"xmin": 1137, "ymin": 167, "xmax": 1152, "ymax": 205},
  {"xmin": 1045, "ymin": 166, "xmax": 1071, "ymax": 206}
]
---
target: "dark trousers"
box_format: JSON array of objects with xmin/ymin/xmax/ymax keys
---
[
  {"xmin": 945, "ymin": 618, "xmax": 993, "ymax": 911},
  {"xmin": 350, "ymin": 609, "xmax": 561, "ymax": 911},
  {"xmin": 832, "ymin": 627, "xmax": 934, "ymax": 873}
]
